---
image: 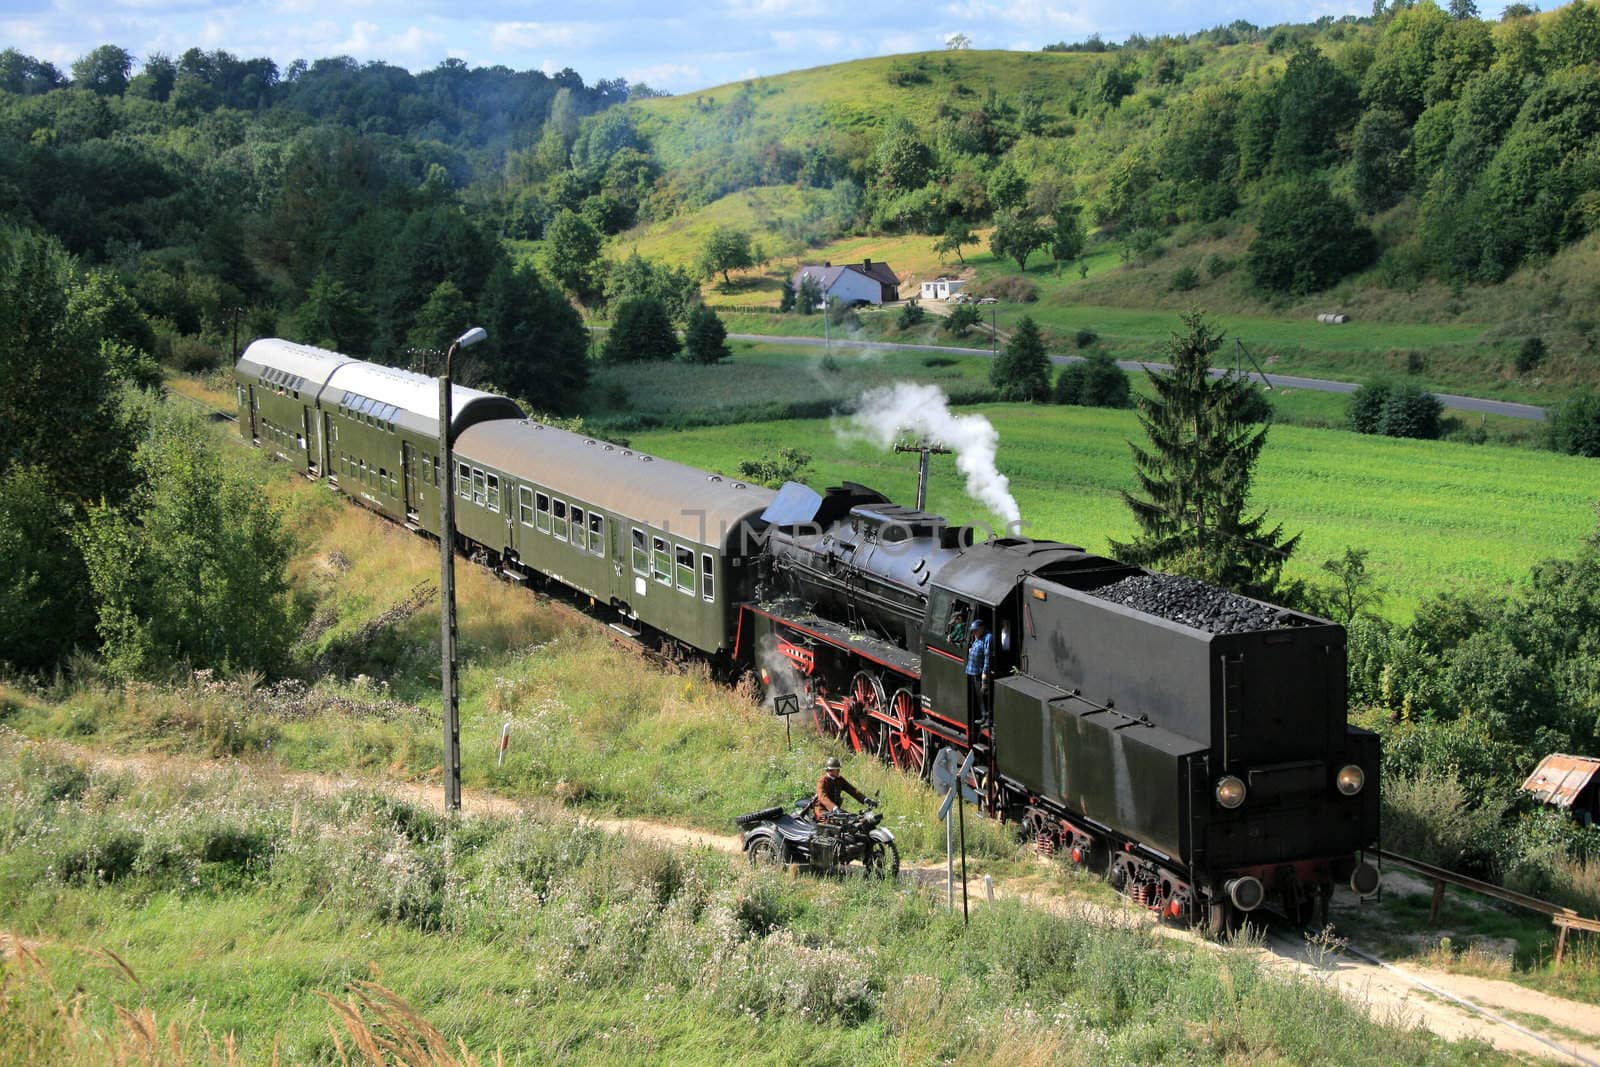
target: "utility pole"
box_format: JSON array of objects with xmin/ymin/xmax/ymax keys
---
[
  {"xmin": 893, "ymin": 438, "xmax": 951, "ymax": 511},
  {"xmin": 991, "ymin": 305, "xmax": 998, "ymax": 360},
  {"xmin": 438, "ymin": 325, "xmax": 487, "ymax": 813}
]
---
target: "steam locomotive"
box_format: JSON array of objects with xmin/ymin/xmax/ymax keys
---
[{"xmin": 236, "ymin": 338, "xmax": 1381, "ymax": 931}]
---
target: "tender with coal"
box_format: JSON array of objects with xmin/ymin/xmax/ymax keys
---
[{"xmin": 1088, "ymin": 572, "xmax": 1303, "ymax": 634}]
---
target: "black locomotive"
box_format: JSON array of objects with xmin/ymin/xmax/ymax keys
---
[
  {"xmin": 236, "ymin": 340, "xmax": 1380, "ymax": 931},
  {"xmin": 745, "ymin": 481, "xmax": 1380, "ymax": 931}
]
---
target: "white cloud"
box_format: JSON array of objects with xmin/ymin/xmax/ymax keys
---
[
  {"xmin": 622, "ymin": 61, "xmax": 703, "ymax": 91},
  {"xmin": 768, "ymin": 28, "xmax": 850, "ymax": 53},
  {"xmin": 876, "ymin": 31, "xmax": 926, "ymax": 54},
  {"xmin": 725, "ymin": 0, "xmax": 813, "ymax": 17},
  {"xmin": 489, "ymin": 20, "xmax": 600, "ymax": 51}
]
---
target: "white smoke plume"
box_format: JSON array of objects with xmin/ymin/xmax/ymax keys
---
[{"xmin": 845, "ymin": 382, "xmax": 1022, "ymax": 530}]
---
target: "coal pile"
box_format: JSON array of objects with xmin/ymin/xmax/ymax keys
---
[{"xmin": 1088, "ymin": 573, "xmax": 1301, "ymax": 634}]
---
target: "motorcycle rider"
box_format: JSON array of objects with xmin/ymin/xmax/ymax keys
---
[{"xmin": 815, "ymin": 756, "xmax": 867, "ymax": 820}]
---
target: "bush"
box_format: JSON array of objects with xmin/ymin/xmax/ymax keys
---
[
  {"xmin": 1054, "ymin": 351, "xmax": 1131, "ymax": 408},
  {"xmin": 943, "ymin": 304, "xmax": 982, "ymax": 337},
  {"xmin": 1347, "ymin": 381, "xmax": 1443, "ymax": 439},
  {"xmin": 1547, "ymin": 392, "xmax": 1600, "ymax": 457},
  {"xmin": 896, "ymin": 300, "xmax": 926, "ymax": 329},
  {"xmin": 1073, "ymin": 328, "xmax": 1097, "ymax": 348},
  {"xmin": 1382, "ymin": 769, "xmax": 1510, "ymax": 876},
  {"xmin": 1380, "ymin": 384, "xmax": 1444, "ymax": 439},
  {"xmin": 1170, "ymin": 265, "xmax": 1200, "ymax": 291},
  {"xmin": 1205, "ymin": 253, "xmax": 1232, "ymax": 278},
  {"xmin": 168, "ymin": 335, "xmax": 224, "ymax": 373}
]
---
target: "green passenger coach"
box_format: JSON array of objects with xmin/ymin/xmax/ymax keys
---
[
  {"xmin": 234, "ymin": 340, "xmax": 773, "ymax": 656},
  {"xmin": 452, "ymin": 420, "xmax": 775, "ymax": 655},
  {"xmin": 312, "ymin": 359, "xmax": 522, "ymax": 533}
]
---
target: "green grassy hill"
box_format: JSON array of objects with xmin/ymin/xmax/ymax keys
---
[{"xmin": 537, "ymin": 9, "xmax": 1600, "ymax": 400}]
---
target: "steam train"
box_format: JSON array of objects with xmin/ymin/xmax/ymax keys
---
[{"xmin": 236, "ymin": 338, "xmax": 1381, "ymax": 931}]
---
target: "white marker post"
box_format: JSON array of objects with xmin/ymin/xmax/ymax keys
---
[{"xmin": 497, "ymin": 721, "xmax": 511, "ymax": 768}]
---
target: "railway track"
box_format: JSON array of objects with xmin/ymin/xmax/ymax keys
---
[{"xmin": 1261, "ymin": 924, "xmax": 1600, "ymax": 1064}]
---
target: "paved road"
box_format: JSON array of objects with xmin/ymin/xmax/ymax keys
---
[{"xmin": 728, "ymin": 332, "xmax": 1549, "ymax": 422}]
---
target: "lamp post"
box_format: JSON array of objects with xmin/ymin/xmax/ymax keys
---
[{"xmin": 439, "ymin": 325, "xmax": 487, "ymax": 812}]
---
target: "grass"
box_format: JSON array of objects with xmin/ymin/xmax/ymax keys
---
[
  {"xmin": 0, "ymin": 735, "xmax": 1504, "ymax": 1064},
  {"xmin": 627, "ymin": 404, "xmax": 1599, "ymax": 620}
]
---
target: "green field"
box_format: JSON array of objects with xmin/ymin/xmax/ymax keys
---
[{"xmin": 631, "ymin": 405, "xmax": 1600, "ymax": 619}]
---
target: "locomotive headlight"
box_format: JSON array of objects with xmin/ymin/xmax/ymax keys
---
[
  {"xmin": 1336, "ymin": 764, "xmax": 1366, "ymax": 796},
  {"xmin": 1214, "ymin": 775, "xmax": 1247, "ymax": 810}
]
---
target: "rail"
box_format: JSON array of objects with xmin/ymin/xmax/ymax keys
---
[{"xmin": 1376, "ymin": 847, "xmax": 1600, "ymax": 964}]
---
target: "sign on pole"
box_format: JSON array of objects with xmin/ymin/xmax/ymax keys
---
[{"xmin": 773, "ymin": 693, "xmax": 800, "ymax": 749}]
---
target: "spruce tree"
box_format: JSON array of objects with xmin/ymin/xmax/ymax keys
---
[
  {"xmin": 601, "ymin": 296, "xmax": 679, "ymax": 363},
  {"xmin": 683, "ymin": 303, "xmax": 731, "ymax": 364},
  {"xmin": 990, "ymin": 315, "xmax": 1051, "ymax": 401},
  {"xmin": 1109, "ymin": 312, "xmax": 1299, "ymax": 599}
]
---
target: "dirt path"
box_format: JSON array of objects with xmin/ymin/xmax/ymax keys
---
[{"xmin": 44, "ymin": 741, "xmax": 1600, "ymax": 1062}]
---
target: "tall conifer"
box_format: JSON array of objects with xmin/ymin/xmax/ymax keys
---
[{"xmin": 1110, "ymin": 312, "xmax": 1299, "ymax": 598}]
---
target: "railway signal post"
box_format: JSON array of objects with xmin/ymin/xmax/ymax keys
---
[{"xmin": 439, "ymin": 325, "xmax": 488, "ymax": 812}]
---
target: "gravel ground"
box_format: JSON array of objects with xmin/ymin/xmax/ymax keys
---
[{"xmin": 1088, "ymin": 572, "xmax": 1302, "ymax": 634}]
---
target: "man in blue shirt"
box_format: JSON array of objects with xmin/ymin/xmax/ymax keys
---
[{"xmin": 965, "ymin": 616, "xmax": 992, "ymax": 728}]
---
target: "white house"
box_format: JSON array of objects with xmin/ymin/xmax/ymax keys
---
[
  {"xmin": 793, "ymin": 259, "xmax": 900, "ymax": 306},
  {"xmin": 919, "ymin": 277, "xmax": 965, "ymax": 300}
]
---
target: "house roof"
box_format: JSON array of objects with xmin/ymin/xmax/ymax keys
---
[
  {"xmin": 1521, "ymin": 754, "xmax": 1600, "ymax": 809},
  {"xmin": 794, "ymin": 260, "xmax": 899, "ymax": 292}
]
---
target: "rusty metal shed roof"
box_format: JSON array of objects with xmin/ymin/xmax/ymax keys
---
[
  {"xmin": 454, "ymin": 419, "xmax": 775, "ymax": 551},
  {"xmin": 1521, "ymin": 754, "xmax": 1600, "ymax": 809}
]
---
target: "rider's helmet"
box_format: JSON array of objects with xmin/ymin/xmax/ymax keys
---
[{"xmin": 824, "ymin": 756, "xmax": 841, "ymax": 773}]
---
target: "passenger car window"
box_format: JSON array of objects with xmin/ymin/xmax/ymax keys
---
[
  {"xmin": 651, "ymin": 536, "xmax": 670, "ymax": 585},
  {"xmin": 675, "ymin": 545, "xmax": 694, "ymax": 594}
]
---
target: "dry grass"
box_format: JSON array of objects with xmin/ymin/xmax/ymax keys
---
[{"xmin": 319, "ymin": 982, "xmax": 502, "ymax": 1067}]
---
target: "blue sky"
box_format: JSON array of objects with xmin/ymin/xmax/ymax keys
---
[{"xmin": 3, "ymin": 0, "xmax": 1365, "ymax": 94}]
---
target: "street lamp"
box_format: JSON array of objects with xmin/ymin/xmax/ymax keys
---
[{"xmin": 439, "ymin": 325, "xmax": 487, "ymax": 812}]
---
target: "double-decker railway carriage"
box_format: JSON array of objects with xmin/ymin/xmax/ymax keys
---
[{"xmin": 236, "ymin": 341, "xmax": 1380, "ymax": 929}]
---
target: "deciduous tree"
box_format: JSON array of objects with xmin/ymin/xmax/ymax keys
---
[
  {"xmin": 1247, "ymin": 179, "xmax": 1375, "ymax": 293},
  {"xmin": 544, "ymin": 208, "xmax": 603, "ymax": 299},
  {"xmin": 697, "ymin": 225, "xmax": 754, "ymax": 286},
  {"xmin": 989, "ymin": 211, "xmax": 1046, "ymax": 272},
  {"xmin": 474, "ymin": 261, "xmax": 590, "ymax": 415}
]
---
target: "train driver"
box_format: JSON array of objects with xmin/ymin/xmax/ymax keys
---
[
  {"xmin": 815, "ymin": 756, "xmax": 866, "ymax": 821},
  {"xmin": 965, "ymin": 616, "xmax": 992, "ymax": 727}
]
